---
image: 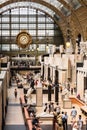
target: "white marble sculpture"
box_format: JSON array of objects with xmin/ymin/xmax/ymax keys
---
[
  {"xmin": 26, "ymin": 87, "xmax": 34, "ymax": 104},
  {"xmin": 84, "ymin": 90, "xmax": 87, "ymax": 106},
  {"xmin": 62, "ymin": 87, "xmax": 69, "ymax": 99}
]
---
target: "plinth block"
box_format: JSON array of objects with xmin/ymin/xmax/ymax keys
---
[
  {"xmin": 63, "ymin": 99, "xmax": 72, "ymax": 109},
  {"xmin": 36, "ymin": 87, "xmax": 43, "ymax": 107}
]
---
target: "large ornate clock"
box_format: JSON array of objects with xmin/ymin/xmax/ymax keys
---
[{"xmin": 16, "ymin": 31, "xmax": 32, "ymax": 48}]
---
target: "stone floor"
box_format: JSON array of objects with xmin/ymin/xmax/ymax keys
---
[{"xmin": 4, "ymin": 86, "xmax": 26, "ymax": 130}]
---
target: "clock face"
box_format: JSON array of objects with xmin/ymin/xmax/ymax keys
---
[
  {"xmin": 16, "ymin": 31, "xmax": 32, "ymax": 48},
  {"xmin": 19, "ymin": 34, "xmax": 29, "ymax": 45}
]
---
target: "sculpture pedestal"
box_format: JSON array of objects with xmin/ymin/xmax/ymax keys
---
[
  {"xmin": 36, "ymin": 86, "xmax": 43, "ymax": 107},
  {"xmin": 63, "ymin": 99, "xmax": 72, "ymax": 109}
]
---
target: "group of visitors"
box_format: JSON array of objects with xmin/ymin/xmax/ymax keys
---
[
  {"xmin": 44, "ymin": 102, "xmax": 54, "ymax": 113},
  {"xmin": 43, "ymin": 102, "xmax": 67, "ymax": 130},
  {"xmin": 70, "ymin": 106, "xmax": 84, "ymax": 130},
  {"xmin": 71, "ymin": 115, "xmax": 83, "ymax": 130},
  {"xmin": 53, "ymin": 109, "xmax": 68, "ymax": 130},
  {"xmin": 52, "ymin": 105, "xmax": 85, "ymax": 130}
]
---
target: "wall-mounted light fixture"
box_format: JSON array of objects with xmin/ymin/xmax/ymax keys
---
[{"xmin": 66, "ymin": 41, "xmax": 71, "ymax": 48}]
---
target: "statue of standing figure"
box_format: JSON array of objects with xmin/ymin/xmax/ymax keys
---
[
  {"xmin": 62, "ymin": 87, "xmax": 69, "ymax": 100},
  {"xmin": 84, "ymin": 90, "xmax": 87, "ymax": 106},
  {"xmin": 26, "ymin": 87, "xmax": 34, "ymax": 104}
]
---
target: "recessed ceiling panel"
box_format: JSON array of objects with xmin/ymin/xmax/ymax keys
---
[{"xmin": 63, "ymin": 0, "xmax": 81, "ymax": 9}]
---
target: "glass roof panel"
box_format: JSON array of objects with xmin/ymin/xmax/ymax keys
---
[
  {"xmin": 0, "ymin": 0, "xmax": 63, "ymax": 9},
  {"xmin": 43, "ymin": 0, "xmax": 70, "ymax": 16},
  {"xmin": 43, "ymin": 0, "xmax": 64, "ymax": 11},
  {"xmin": 0, "ymin": 0, "xmax": 6, "ymax": 4},
  {"xmin": 0, "ymin": 0, "xmax": 81, "ymax": 17},
  {"xmin": 0, "ymin": 2, "xmax": 60, "ymax": 20},
  {"xmin": 31, "ymin": 2, "xmax": 56, "ymax": 16},
  {"xmin": 0, "ymin": 0, "xmax": 82, "ymax": 9},
  {"xmin": 0, "ymin": 0, "xmax": 69, "ymax": 15}
]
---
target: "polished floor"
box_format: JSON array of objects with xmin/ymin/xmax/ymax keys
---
[
  {"xmin": 4, "ymin": 87, "xmax": 26, "ymax": 130},
  {"xmin": 5, "ymin": 88, "xmax": 24, "ymax": 125}
]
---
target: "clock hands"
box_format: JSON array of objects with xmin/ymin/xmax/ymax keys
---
[
  {"xmin": 20, "ymin": 36, "xmax": 28, "ymax": 45},
  {"xmin": 21, "ymin": 37, "xmax": 27, "ymax": 41},
  {"xmin": 16, "ymin": 31, "xmax": 32, "ymax": 48}
]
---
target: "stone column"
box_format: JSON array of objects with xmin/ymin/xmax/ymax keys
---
[
  {"xmin": 41, "ymin": 63, "xmax": 44, "ymax": 80},
  {"xmin": 54, "ymin": 69, "xmax": 59, "ymax": 103},
  {"xmin": 84, "ymin": 77, "xmax": 87, "ymax": 90},
  {"xmin": 77, "ymin": 71, "xmax": 84, "ymax": 99},
  {"xmin": 55, "ymin": 84, "xmax": 59, "ymax": 102},
  {"xmin": 48, "ymin": 84, "xmax": 51, "ymax": 101},
  {"xmin": 43, "ymin": 65, "xmax": 44, "ymax": 80},
  {"xmin": 48, "ymin": 67, "xmax": 50, "ymax": 81}
]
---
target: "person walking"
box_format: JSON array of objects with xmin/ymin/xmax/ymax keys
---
[
  {"xmin": 62, "ymin": 111, "xmax": 66, "ymax": 130},
  {"xmin": 14, "ymin": 88, "xmax": 17, "ymax": 98},
  {"xmin": 71, "ymin": 106, "xmax": 77, "ymax": 120},
  {"xmin": 56, "ymin": 102, "xmax": 61, "ymax": 114},
  {"xmin": 56, "ymin": 113, "xmax": 63, "ymax": 130},
  {"xmin": 65, "ymin": 112, "xmax": 68, "ymax": 130},
  {"xmin": 77, "ymin": 115, "xmax": 83, "ymax": 130},
  {"xmin": 71, "ymin": 120, "xmax": 78, "ymax": 130},
  {"xmin": 85, "ymin": 117, "xmax": 87, "ymax": 130}
]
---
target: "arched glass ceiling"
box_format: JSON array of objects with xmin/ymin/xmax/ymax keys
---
[
  {"xmin": 0, "ymin": 2, "xmax": 60, "ymax": 19},
  {"xmin": 0, "ymin": 0, "xmax": 81, "ymax": 9},
  {"xmin": 0, "ymin": 0, "xmax": 82, "ymax": 16}
]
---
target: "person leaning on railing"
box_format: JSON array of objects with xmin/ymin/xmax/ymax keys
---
[{"xmin": 32, "ymin": 115, "xmax": 42, "ymax": 130}]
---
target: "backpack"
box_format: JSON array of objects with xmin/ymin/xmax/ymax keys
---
[
  {"xmin": 62, "ymin": 117, "xmax": 66, "ymax": 123},
  {"xmin": 57, "ymin": 115, "xmax": 63, "ymax": 126}
]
